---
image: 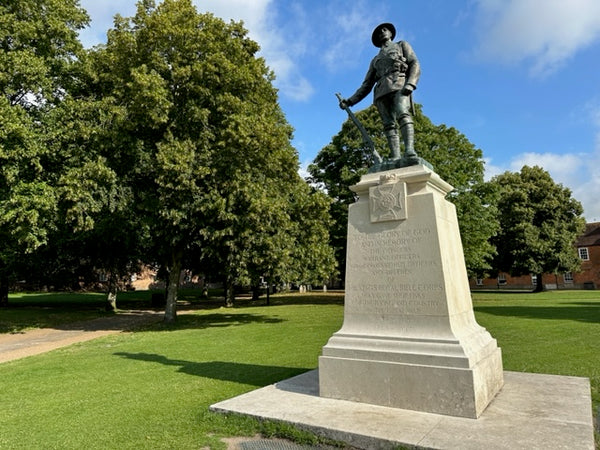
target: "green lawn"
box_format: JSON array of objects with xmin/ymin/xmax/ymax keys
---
[
  {"xmin": 0, "ymin": 291, "xmax": 140, "ymax": 333},
  {"xmin": 472, "ymin": 290, "xmax": 600, "ymax": 435},
  {"xmin": 0, "ymin": 290, "xmax": 598, "ymax": 449},
  {"xmin": 0, "ymin": 289, "xmax": 219, "ymax": 333}
]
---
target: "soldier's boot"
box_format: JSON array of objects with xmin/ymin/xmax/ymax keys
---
[
  {"xmin": 400, "ymin": 121, "xmax": 418, "ymax": 162},
  {"xmin": 385, "ymin": 129, "xmax": 401, "ymax": 159}
]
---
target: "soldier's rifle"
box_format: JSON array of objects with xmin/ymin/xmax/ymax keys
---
[{"xmin": 335, "ymin": 93, "xmax": 383, "ymax": 164}]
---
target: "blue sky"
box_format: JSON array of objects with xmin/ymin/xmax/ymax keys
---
[{"xmin": 79, "ymin": 0, "xmax": 600, "ymax": 221}]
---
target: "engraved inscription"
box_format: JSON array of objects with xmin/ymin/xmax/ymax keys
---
[
  {"xmin": 345, "ymin": 283, "xmax": 444, "ymax": 315},
  {"xmin": 345, "ymin": 225, "xmax": 444, "ymax": 316},
  {"xmin": 348, "ymin": 228, "xmax": 436, "ymax": 277}
]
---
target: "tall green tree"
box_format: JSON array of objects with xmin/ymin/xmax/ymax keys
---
[
  {"xmin": 85, "ymin": 0, "xmax": 335, "ymax": 319},
  {"xmin": 201, "ymin": 172, "xmax": 336, "ymax": 307},
  {"xmin": 287, "ymin": 185, "xmax": 337, "ymax": 288},
  {"xmin": 0, "ymin": 0, "xmax": 89, "ymax": 305},
  {"xmin": 42, "ymin": 55, "xmax": 147, "ymax": 310},
  {"xmin": 489, "ymin": 165, "xmax": 585, "ymax": 292},
  {"xmin": 85, "ymin": 0, "xmax": 230, "ymax": 320},
  {"xmin": 308, "ymin": 104, "xmax": 497, "ymax": 280}
]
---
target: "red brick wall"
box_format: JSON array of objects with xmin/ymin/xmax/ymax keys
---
[
  {"xmin": 573, "ymin": 244, "xmax": 600, "ymax": 288},
  {"xmin": 470, "ymin": 245, "xmax": 600, "ymax": 290}
]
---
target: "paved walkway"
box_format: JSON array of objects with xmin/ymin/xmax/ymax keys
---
[
  {"xmin": 212, "ymin": 370, "xmax": 596, "ymax": 450},
  {"xmin": 0, "ymin": 310, "xmax": 163, "ymax": 363}
]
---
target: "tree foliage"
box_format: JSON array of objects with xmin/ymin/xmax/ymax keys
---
[
  {"xmin": 0, "ymin": 0, "xmax": 89, "ymax": 305},
  {"xmin": 0, "ymin": 0, "xmax": 338, "ymax": 314},
  {"xmin": 489, "ymin": 166, "xmax": 585, "ymax": 290},
  {"xmin": 308, "ymin": 104, "xmax": 497, "ymax": 279},
  {"xmin": 75, "ymin": 0, "xmax": 335, "ymax": 317}
]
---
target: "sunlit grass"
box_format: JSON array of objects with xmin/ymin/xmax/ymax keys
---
[
  {"xmin": 0, "ymin": 292, "xmax": 343, "ymax": 449},
  {"xmin": 0, "ymin": 290, "xmax": 597, "ymax": 448},
  {"xmin": 472, "ymin": 290, "xmax": 600, "ymax": 428}
]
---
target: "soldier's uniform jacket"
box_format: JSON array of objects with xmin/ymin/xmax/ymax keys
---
[{"xmin": 347, "ymin": 40, "xmax": 421, "ymax": 106}]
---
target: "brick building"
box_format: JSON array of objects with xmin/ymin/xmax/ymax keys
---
[{"xmin": 471, "ymin": 222, "xmax": 600, "ymax": 290}]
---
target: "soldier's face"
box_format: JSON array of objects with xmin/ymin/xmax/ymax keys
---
[{"xmin": 379, "ymin": 27, "xmax": 392, "ymax": 41}]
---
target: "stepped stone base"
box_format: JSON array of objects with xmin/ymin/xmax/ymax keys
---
[
  {"xmin": 210, "ymin": 370, "xmax": 595, "ymax": 450},
  {"xmin": 319, "ymin": 165, "xmax": 503, "ymax": 418}
]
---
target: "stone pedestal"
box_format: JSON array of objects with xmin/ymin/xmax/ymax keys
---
[{"xmin": 319, "ymin": 165, "xmax": 503, "ymax": 418}]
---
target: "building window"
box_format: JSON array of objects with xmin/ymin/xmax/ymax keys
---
[
  {"xmin": 476, "ymin": 278, "xmax": 483, "ymax": 286},
  {"xmin": 497, "ymin": 273, "xmax": 506, "ymax": 285},
  {"xmin": 563, "ymin": 272, "xmax": 573, "ymax": 283},
  {"xmin": 578, "ymin": 247, "xmax": 589, "ymax": 260},
  {"xmin": 531, "ymin": 274, "xmax": 538, "ymax": 285}
]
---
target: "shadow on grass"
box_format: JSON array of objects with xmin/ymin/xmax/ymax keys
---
[
  {"xmin": 1, "ymin": 291, "xmax": 333, "ymax": 334},
  {"xmin": 114, "ymin": 352, "xmax": 309, "ymax": 386},
  {"xmin": 0, "ymin": 310, "xmax": 163, "ymax": 335},
  {"xmin": 1, "ymin": 309, "xmax": 285, "ymax": 335},
  {"xmin": 49, "ymin": 311, "xmax": 287, "ymax": 333},
  {"xmin": 5, "ymin": 294, "xmax": 107, "ymax": 309},
  {"xmin": 152, "ymin": 312, "xmax": 286, "ymax": 331},
  {"xmin": 474, "ymin": 303, "xmax": 600, "ymax": 324},
  {"xmin": 245, "ymin": 293, "xmax": 345, "ymax": 308}
]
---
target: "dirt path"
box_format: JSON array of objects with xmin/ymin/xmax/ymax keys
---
[{"xmin": 0, "ymin": 310, "xmax": 163, "ymax": 363}]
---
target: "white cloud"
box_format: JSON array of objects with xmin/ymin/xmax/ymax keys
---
[
  {"xmin": 489, "ymin": 99, "xmax": 600, "ymax": 221},
  {"xmin": 298, "ymin": 158, "xmax": 311, "ymax": 180},
  {"xmin": 486, "ymin": 151, "xmax": 585, "ymax": 189},
  {"xmin": 483, "ymin": 157, "xmax": 504, "ymax": 181},
  {"xmin": 577, "ymin": 107, "xmax": 600, "ymax": 221},
  {"xmin": 193, "ymin": 0, "xmax": 315, "ymax": 102},
  {"xmin": 471, "ymin": 0, "xmax": 600, "ymax": 76},
  {"xmin": 79, "ymin": 0, "xmax": 314, "ymax": 102},
  {"xmin": 573, "ymin": 179, "xmax": 600, "ymax": 222},
  {"xmin": 487, "ymin": 149, "xmax": 600, "ymax": 222},
  {"xmin": 79, "ymin": 0, "xmax": 138, "ymax": 47},
  {"xmin": 570, "ymin": 140, "xmax": 600, "ymax": 221},
  {"xmin": 509, "ymin": 152, "xmax": 582, "ymax": 181},
  {"xmin": 193, "ymin": 0, "xmax": 271, "ymax": 30},
  {"xmin": 321, "ymin": 3, "xmax": 383, "ymax": 73}
]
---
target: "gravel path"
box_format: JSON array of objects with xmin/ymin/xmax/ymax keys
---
[{"xmin": 0, "ymin": 310, "xmax": 163, "ymax": 363}]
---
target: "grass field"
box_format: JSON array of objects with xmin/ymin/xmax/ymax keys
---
[
  {"xmin": 0, "ymin": 289, "xmax": 220, "ymax": 333},
  {"xmin": 0, "ymin": 289, "xmax": 598, "ymax": 449}
]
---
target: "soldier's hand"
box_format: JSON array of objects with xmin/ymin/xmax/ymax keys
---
[{"xmin": 339, "ymin": 99, "xmax": 349, "ymax": 109}]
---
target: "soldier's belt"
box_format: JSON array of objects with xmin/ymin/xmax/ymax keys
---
[{"xmin": 379, "ymin": 69, "xmax": 406, "ymax": 78}]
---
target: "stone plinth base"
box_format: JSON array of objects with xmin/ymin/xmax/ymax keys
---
[
  {"xmin": 210, "ymin": 371, "xmax": 595, "ymax": 450},
  {"xmin": 319, "ymin": 165, "xmax": 503, "ymax": 418},
  {"xmin": 319, "ymin": 340, "xmax": 503, "ymax": 418}
]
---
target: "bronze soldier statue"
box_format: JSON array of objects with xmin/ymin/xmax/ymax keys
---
[{"xmin": 339, "ymin": 23, "xmax": 421, "ymax": 163}]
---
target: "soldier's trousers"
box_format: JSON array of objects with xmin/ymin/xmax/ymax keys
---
[{"xmin": 375, "ymin": 90, "xmax": 412, "ymax": 131}]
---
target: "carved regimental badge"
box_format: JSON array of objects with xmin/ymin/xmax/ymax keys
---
[{"xmin": 369, "ymin": 174, "xmax": 407, "ymax": 222}]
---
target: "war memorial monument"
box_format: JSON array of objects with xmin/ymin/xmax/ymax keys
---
[{"xmin": 212, "ymin": 23, "xmax": 595, "ymax": 449}]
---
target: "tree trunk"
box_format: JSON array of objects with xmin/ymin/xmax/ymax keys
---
[
  {"xmin": 266, "ymin": 282, "xmax": 271, "ymax": 306},
  {"xmin": 106, "ymin": 272, "xmax": 118, "ymax": 312},
  {"xmin": 0, "ymin": 262, "xmax": 8, "ymax": 307},
  {"xmin": 225, "ymin": 277, "xmax": 235, "ymax": 308},
  {"xmin": 164, "ymin": 252, "xmax": 182, "ymax": 323},
  {"xmin": 0, "ymin": 276, "xmax": 8, "ymax": 307},
  {"xmin": 251, "ymin": 284, "xmax": 260, "ymax": 301},
  {"xmin": 534, "ymin": 273, "xmax": 544, "ymax": 292}
]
